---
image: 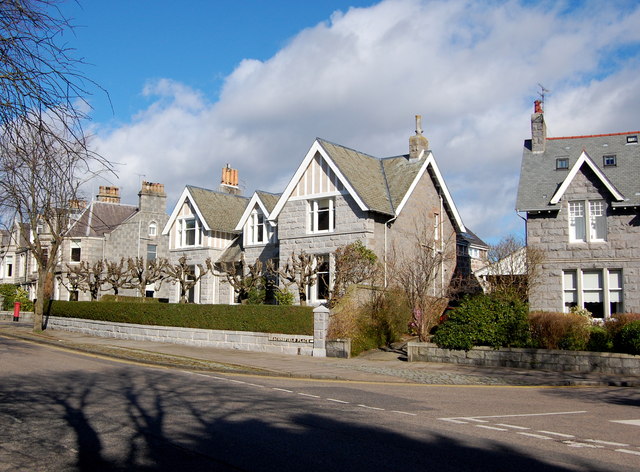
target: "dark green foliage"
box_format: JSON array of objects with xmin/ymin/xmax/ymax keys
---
[
  {"xmin": 0, "ymin": 284, "xmax": 33, "ymax": 311},
  {"xmin": 587, "ymin": 326, "xmax": 613, "ymax": 352},
  {"xmin": 432, "ymin": 293, "xmax": 529, "ymax": 351},
  {"xmin": 45, "ymin": 301, "xmax": 313, "ymax": 335},
  {"xmin": 614, "ymin": 320, "xmax": 640, "ymax": 355}
]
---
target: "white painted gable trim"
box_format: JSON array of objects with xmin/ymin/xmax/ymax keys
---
[
  {"xmin": 549, "ymin": 151, "xmax": 625, "ymax": 204},
  {"xmin": 235, "ymin": 193, "xmax": 272, "ymax": 231},
  {"xmin": 269, "ymin": 140, "xmax": 369, "ymax": 221},
  {"xmin": 394, "ymin": 152, "xmax": 466, "ymax": 233},
  {"xmin": 161, "ymin": 187, "xmax": 211, "ymax": 235}
]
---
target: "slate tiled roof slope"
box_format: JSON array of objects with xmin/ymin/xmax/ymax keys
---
[
  {"xmin": 317, "ymin": 138, "xmax": 428, "ymax": 216},
  {"xmin": 187, "ymin": 185, "xmax": 249, "ymax": 234},
  {"xmin": 254, "ymin": 191, "xmax": 281, "ymax": 214},
  {"xmin": 66, "ymin": 202, "xmax": 137, "ymax": 237},
  {"xmin": 516, "ymin": 131, "xmax": 640, "ymax": 212}
]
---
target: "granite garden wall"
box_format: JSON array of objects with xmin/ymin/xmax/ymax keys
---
[{"xmin": 408, "ymin": 342, "xmax": 640, "ymax": 375}]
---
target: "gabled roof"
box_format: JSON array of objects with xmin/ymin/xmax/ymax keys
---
[
  {"xmin": 517, "ymin": 130, "xmax": 640, "ymax": 211},
  {"xmin": 234, "ymin": 190, "xmax": 281, "ymax": 231},
  {"xmin": 458, "ymin": 229, "xmax": 489, "ymax": 249},
  {"xmin": 163, "ymin": 185, "xmax": 249, "ymax": 235},
  {"xmin": 269, "ymin": 138, "xmax": 465, "ymax": 232},
  {"xmin": 66, "ymin": 201, "xmax": 137, "ymax": 238},
  {"xmin": 549, "ymin": 151, "xmax": 624, "ymax": 204}
]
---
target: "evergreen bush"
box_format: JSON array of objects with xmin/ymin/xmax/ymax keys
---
[
  {"xmin": 614, "ymin": 320, "xmax": 640, "ymax": 355},
  {"xmin": 432, "ymin": 293, "xmax": 529, "ymax": 351}
]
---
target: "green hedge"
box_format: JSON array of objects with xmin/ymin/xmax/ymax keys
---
[{"xmin": 45, "ymin": 301, "xmax": 313, "ymax": 335}]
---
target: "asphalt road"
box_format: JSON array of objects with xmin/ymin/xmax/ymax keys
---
[{"xmin": 1, "ymin": 336, "xmax": 639, "ymax": 471}]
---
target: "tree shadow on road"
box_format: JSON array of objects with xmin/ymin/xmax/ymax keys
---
[{"xmin": 0, "ymin": 364, "xmax": 619, "ymax": 471}]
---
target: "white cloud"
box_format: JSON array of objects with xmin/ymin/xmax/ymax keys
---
[{"xmin": 91, "ymin": 0, "xmax": 640, "ymax": 243}]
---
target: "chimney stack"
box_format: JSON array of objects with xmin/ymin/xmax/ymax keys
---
[
  {"xmin": 139, "ymin": 181, "xmax": 166, "ymax": 213},
  {"xmin": 409, "ymin": 115, "xmax": 429, "ymax": 161},
  {"xmin": 531, "ymin": 100, "xmax": 546, "ymax": 153},
  {"xmin": 97, "ymin": 186, "xmax": 120, "ymax": 203},
  {"xmin": 219, "ymin": 164, "xmax": 241, "ymax": 195}
]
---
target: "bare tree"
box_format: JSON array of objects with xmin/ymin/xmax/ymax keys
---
[
  {"xmin": 218, "ymin": 253, "xmax": 263, "ymax": 303},
  {"xmin": 273, "ymin": 251, "xmax": 318, "ymax": 306},
  {"xmin": 387, "ymin": 231, "xmax": 455, "ymax": 341},
  {"xmin": 164, "ymin": 255, "xmax": 212, "ymax": 304},
  {"xmin": 330, "ymin": 240, "xmax": 378, "ymax": 307},
  {"xmin": 479, "ymin": 235, "xmax": 543, "ymax": 302},
  {"xmin": 57, "ymin": 264, "xmax": 84, "ymax": 301},
  {"xmin": 0, "ymin": 1, "xmax": 111, "ymax": 331},
  {"xmin": 126, "ymin": 257, "xmax": 169, "ymax": 299},
  {"xmin": 104, "ymin": 258, "xmax": 134, "ymax": 297}
]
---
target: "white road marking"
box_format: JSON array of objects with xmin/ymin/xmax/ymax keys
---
[
  {"xmin": 476, "ymin": 425, "xmax": 508, "ymax": 431},
  {"xmin": 391, "ymin": 411, "xmax": 417, "ymax": 416},
  {"xmin": 616, "ymin": 449, "xmax": 640, "ymax": 456},
  {"xmin": 563, "ymin": 441, "xmax": 604, "ymax": 449},
  {"xmin": 298, "ymin": 393, "xmax": 320, "ymax": 398},
  {"xmin": 245, "ymin": 383, "xmax": 264, "ymax": 387},
  {"xmin": 538, "ymin": 431, "xmax": 574, "ymax": 438},
  {"xmin": 228, "ymin": 379, "xmax": 246, "ymax": 384},
  {"xmin": 439, "ymin": 418, "xmax": 468, "ymax": 424},
  {"xmin": 358, "ymin": 404, "xmax": 384, "ymax": 411},
  {"xmin": 272, "ymin": 388, "xmax": 293, "ymax": 393},
  {"xmin": 496, "ymin": 423, "xmax": 529, "ymax": 430},
  {"xmin": 517, "ymin": 432, "xmax": 552, "ymax": 440},
  {"xmin": 585, "ymin": 439, "xmax": 629, "ymax": 447},
  {"xmin": 611, "ymin": 419, "xmax": 640, "ymax": 426},
  {"xmin": 327, "ymin": 398, "xmax": 349, "ymax": 404},
  {"xmin": 464, "ymin": 418, "xmax": 490, "ymax": 423},
  {"xmin": 467, "ymin": 411, "xmax": 587, "ymax": 420}
]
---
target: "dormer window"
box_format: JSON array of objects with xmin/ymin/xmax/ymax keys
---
[
  {"xmin": 246, "ymin": 210, "xmax": 269, "ymax": 245},
  {"xmin": 556, "ymin": 158, "xmax": 569, "ymax": 170},
  {"xmin": 627, "ymin": 135, "xmax": 638, "ymax": 144},
  {"xmin": 603, "ymin": 155, "xmax": 617, "ymax": 167},
  {"xmin": 178, "ymin": 217, "xmax": 200, "ymax": 247}
]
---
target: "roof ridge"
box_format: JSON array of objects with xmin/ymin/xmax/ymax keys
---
[
  {"xmin": 316, "ymin": 137, "xmax": 380, "ymax": 160},
  {"xmin": 187, "ymin": 184, "xmax": 249, "ymax": 200},
  {"xmin": 548, "ymin": 131, "xmax": 640, "ymax": 140}
]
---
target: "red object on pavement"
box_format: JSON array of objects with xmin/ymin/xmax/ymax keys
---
[{"xmin": 13, "ymin": 302, "xmax": 20, "ymax": 321}]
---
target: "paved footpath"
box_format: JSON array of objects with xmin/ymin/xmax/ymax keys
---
[{"xmin": 2, "ymin": 320, "xmax": 639, "ymax": 387}]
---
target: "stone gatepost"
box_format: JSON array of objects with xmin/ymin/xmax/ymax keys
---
[{"xmin": 312, "ymin": 305, "xmax": 330, "ymax": 357}]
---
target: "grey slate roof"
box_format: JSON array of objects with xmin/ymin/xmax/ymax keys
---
[
  {"xmin": 458, "ymin": 229, "xmax": 489, "ymax": 249},
  {"xmin": 317, "ymin": 138, "xmax": 428, "ymax": 216},
  {"xmin": 516, "ymin": 131, "xmax": 640, "ymax": 211},
  {"xmin": 187, "ymin": 186, "xmax": 249, "ymax": 234},
  {"xmin": 255, "ymin": 191, "xmax": 281, "ymax": 214},
  {"xmin": 66, "ymin": 201, "xmax": 137, "ymax": 238}
]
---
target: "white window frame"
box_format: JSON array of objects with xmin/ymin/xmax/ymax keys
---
[
  {"xmin": 148, "ymin": 221, "xmax": 157, "ymax": 237},
  {"xmin": 177, "ymin": 217, "xmax": 201, "ymax": 248},
  {"xmin": 5, "ymin": 255, "xmax": 13, "ymax": 277},
  {"xmin": 308, "ymin": 198, "xmax": 335, "ymax": 234},
  {"xmin": 70, "ymin": 239, "xmax": 82, "ymax": 262},
  {"xmin": 568, "ymin": 199, "xmax": 606, "ymax": 243},
  {"xmin": 245, "ymin": 210, "xmax": 269, "ymax": 246},
  {"xmin": 308, "ymin": 254, "xmax": 331, "ymax": 303},
  {"xmin": 562, "ymin": 268, "xmax": 623, "ymax": 318}
]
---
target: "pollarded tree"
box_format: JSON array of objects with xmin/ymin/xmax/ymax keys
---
[
  {"xmin": 218, "ymin": 253, "xmax": 263, "ymax": 304},
  {"xmin": 127, "ymin": 257, "xmax": 169, "ymax": 299},
  {"xmin": 164, "ymin": 255, "xmax": 212, "ymax": 304},
  {"xmin": 104, "ymin": 258, "xmax": 134, "ymax": 297},
  {"xmin": 273, "ymin": 251, "xmax": 318, "ymax": 306}
]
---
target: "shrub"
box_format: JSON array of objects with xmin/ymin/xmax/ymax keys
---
[
  {"xmin": 614, "ymin": 320, "xmax": 640, "ymax": 355},
  {"xmin": 329, "ymin": 288, "xmax": 411, "ymax": 356},
  {"xmin": 528, "ymin": 311, "xmax": 591, "ymax": 350},
  {"xmin": 45, "ymin": 300, "xmax": 313, "ymax": 335},
  {"xmin": 100, "ymin": 294, "xmax": 160, "ymax": 303},
  {"xmin": 0, "ymin": 284, "xmax": 34, "ymax": 311},
  {"xmin": 274, "ymin": 289, "xmax": 294, "ymax": 306},
  {"xmin": 432, "ymin": 293, "xmax": 529, "ymax": 351},
  {"xmin": 604, "ymin": 314, "xmax": 640, "ymax": 342},
  {"xmin": 587, "ymin": 326, "xmax": 612, "ymax": 352}
]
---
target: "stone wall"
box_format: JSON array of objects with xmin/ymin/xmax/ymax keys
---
[
  {"xmin": 408, "ymin": 342, "xmax": 640, "ymax": 375},
  {"xmin": 46, "ymin": 316, "xmax": 315, "ymax": 356}
]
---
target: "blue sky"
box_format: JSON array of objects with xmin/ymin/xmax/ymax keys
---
[{"xmin": 57, "ymin": 0, "xmax": 640, "ymax": 244}]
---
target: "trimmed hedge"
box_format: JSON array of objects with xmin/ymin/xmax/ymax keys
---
[{"xmin": 45, "ymin": 301, "xmax": 313, "ymax": 335}]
